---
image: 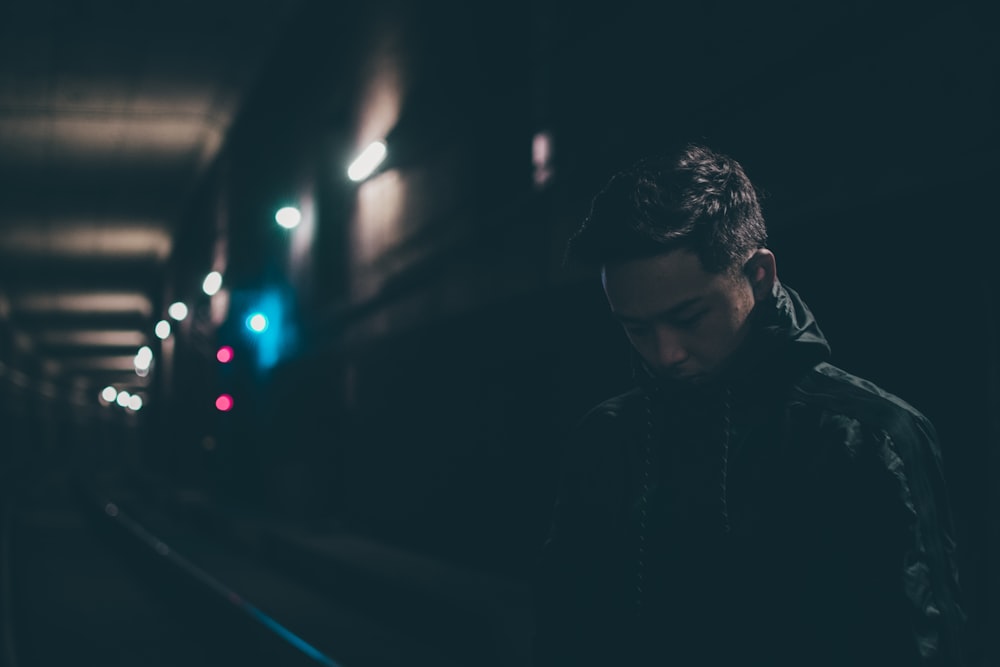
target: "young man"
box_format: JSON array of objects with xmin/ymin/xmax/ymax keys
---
[{"xmin": 533, "ymin": 145, "xmax": 966, "ymax": 666}]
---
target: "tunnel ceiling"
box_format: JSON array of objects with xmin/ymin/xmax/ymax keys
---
[{"xmin": 0, "ymin": 0, "xmax": 305, "ymax": 399}]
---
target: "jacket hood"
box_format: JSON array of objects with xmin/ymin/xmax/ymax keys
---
[{"xmin": 754, "ymin": 280, "xmax": 831, "ymax": 365}]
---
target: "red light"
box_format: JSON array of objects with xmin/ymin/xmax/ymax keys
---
[
  {"xmin": 215, "ymin": 394, "xmax": 234, "ymax": 411},
  {"xmin": 216, "ymin": 345, "xmax": 234, "ymax": 363}
]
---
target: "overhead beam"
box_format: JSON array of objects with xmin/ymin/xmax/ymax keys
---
[
  {"xmin": 11, "ymin": 290, "xmax": 153, "ymax": 317},
  {"xmin": 0, "ymin": 222, "xmax": 172, "ymax": 261},
  {"xmin": 34, "ymin": 330, "xmax": 148, "ymax": 347}
]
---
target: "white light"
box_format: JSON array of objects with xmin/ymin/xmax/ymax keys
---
[
  {"xmin": 116, "ymin": 390, "xmax": 131, "ymax": 407},
  {"xmin": 127, "ymin": 394, "xmax": 143, "ymax": 411},
  {"xmin": 275, "ymin": 206, "xmax": 301, "ymax": 229},
  {"xmin": 168, "ymin": 302, "xmax": 188, "ymax": 321},
  {"xmin": 155, "ymin": 320, "xmax": 171, "ymax": 339},
  {"xmin": 247, "ymin": 313, "xmax": 268, "ymax": 333},
  {"xmin": 202, "ymin": 271, "xmax": 223, "ymax": 296},
  {"xmin": 101, "ymin": 385, "xmax": 118, "ymax": 403},
  {"xmin": 347, "ymin": 141, "xmax": 387, "ymax": 182},
  {"xmin": 134, "ymin": 346, "xmax": 153, "ymax": 370}
]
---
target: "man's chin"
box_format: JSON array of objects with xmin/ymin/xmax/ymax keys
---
[{"xmin": 661, "ymin": 370, "xmax": 709, "ymax": 385}]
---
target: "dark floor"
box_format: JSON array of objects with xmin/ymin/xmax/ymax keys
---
[{"xmin": 1, "ymin": 467, "xmax": 534, "ymax": 667}]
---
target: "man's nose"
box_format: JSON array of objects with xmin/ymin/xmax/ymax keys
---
[{"xmin": 653, "ymin": 326, "xmax": 688, "ymax": 367}]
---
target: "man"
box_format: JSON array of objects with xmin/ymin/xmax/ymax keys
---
[{"xmin": 533, "ymin": 144, "xmax": 966, "ymax": 666}]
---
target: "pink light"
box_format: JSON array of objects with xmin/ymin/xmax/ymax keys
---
[
  {"xmin": 532, "ymin": 130, "xmax": 554, "ymax": 188},
  {"xmin": 216, "ymin": 345, "xmax": 234, "ymax": 363},
  {"xmin": 215, "ymin": 394, "xmax": 234, "ymax": 412}
]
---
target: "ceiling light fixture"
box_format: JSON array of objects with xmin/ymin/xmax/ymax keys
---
[
  {"xmin": 275, "ymin": 206, "xmax": 301, "ymax": 229},
  {"xmin": 347, "ymin": 140, "xmax": 387, "ymax": 182},
  {"xmin": 202, "ymin": 271, "xmax": 223, "ymax": 296}
]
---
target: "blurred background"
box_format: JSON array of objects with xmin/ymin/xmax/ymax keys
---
[{"xmin": 0, "ymin": 0, "xmax": 994, "ymax": 665}]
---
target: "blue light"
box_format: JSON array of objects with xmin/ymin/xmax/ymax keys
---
[
  {"xmin": 239, "ymin": 289, "xmax": 294, "ymax": 370},
  {"xmin": 244, "ymin": 605, "xmax": 342, "ymax": 666},
  {"xmin": 246, "ymin": 312, "xmax": 269, "ymax": 333}
]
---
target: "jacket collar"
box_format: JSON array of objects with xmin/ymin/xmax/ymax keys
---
[{"xmin": 635, "ymin": 281, "xmax": 831, "ymax": 407}]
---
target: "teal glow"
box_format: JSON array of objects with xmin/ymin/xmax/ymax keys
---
[
  {"xmin": 244, "ymin": 605, "xmax": 342, "ymax": 666},
  {"xmin": 108, "ymin": 505, "xmax": 342, "ymax": 667},
  {"xmin": 241, "ymin": 289, "xmax": 294, "ymax": 370}
]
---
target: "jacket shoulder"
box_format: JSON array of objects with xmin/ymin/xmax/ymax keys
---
[
  {"xmin": 558, "ymin": 387, "xmax": 645, "ymax": 473},
  {"xmin": 579, "ymin": 387, "xmax": 645, "ymax": 424},
  {"xmin": 565, "ymin": 387, "xmax": 646, "ymax": 454},
  {"xmin": 791, "ymin": 362, "xmax": 938, "ymax": 442}
]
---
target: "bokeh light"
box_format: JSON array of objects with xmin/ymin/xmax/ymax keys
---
[
  {"xmin": 348, "ymin": 140, "xmax": 387, "ymax": 182},
  {"xmin": 168, "ymin": 302, "xmax": 188, "ymax": 321},
  {"xmin": 155, "ymin": 319, "xmax": 171, "ymax": 339},
  {"xmin": 215, "ymin": 394, "xmax": 234, "ymax": 411},
  {"xmin": 275, "ymin": 206, "xmax": 301, "ymax": 229},
  {"xmin": 134, "ymin": 346, "xmax": 153, "ymax": 376},
  {"xmin": 246, "ymin": 313, "xmax": 268, "ymax": 333},
  {"xmin": 203, "ymin": 271, "xmax": 223, "ymax": 296}
]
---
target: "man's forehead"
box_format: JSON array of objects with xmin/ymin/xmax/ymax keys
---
[
  {"xmin": 601, "ymin": 249, "xmax": 711, "ymax": 291},
  {"xmin": 601, "ymin": 250, "xmax": 719, "ymax": 317}
]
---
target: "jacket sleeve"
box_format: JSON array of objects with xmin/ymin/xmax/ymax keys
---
[
  {"xmin": 532, "ymin": 438, "xmax": 595, "ymax": 666},
  {"xmin": 837, "ymin": 410, "xmax": 968, "ymax": 666},
  {"xmin": 531, "ymin": 473, "xmax": 584, "ymax": 666}
]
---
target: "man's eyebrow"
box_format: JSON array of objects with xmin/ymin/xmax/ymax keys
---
[{"xmin": 612, "ymin": 297, "xmax": 704, "ymax": 323}]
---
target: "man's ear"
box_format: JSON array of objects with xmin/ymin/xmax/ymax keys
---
[{"xmin": 745, "ymin": 248, "xmax": 777, "ymax": 301}]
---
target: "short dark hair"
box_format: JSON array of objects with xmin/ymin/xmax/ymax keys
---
[{"xmin": 565, "ymin": 144, "xmax": 767, "ymax": 274}]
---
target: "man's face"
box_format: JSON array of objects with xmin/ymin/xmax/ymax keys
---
[{"xmin": 602, "ymin": 249, "xmax": 758, "ymax": 385}]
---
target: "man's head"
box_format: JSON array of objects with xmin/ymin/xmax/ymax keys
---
[{"xmin": 566, "ymin": 144, "xmax": 776, "ymax": 384}]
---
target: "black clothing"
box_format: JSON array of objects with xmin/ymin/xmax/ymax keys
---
[{"xmin": 533, "ymin": 283, "xmax": 965, "ymax": 666}]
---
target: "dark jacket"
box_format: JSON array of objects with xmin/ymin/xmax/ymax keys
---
[{"xmin": 533, "ymin": 282, "xmax": 965, "ymax": 666}]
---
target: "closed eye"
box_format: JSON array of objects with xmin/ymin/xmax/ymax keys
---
[
  {"xmin": 672, "ymin": 311, "xmax": 707, "ymax": 329},
  {"xmin": 624, "ymin": 324, "xmax": 652, "ymax": 337},
  {"xmin": 623, "ymin": 311, "xmax": 705, "ymax": 336}
]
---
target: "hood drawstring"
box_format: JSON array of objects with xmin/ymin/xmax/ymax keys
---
[
  {"xmin": 635, "ymin": 389, "xmax": 655, "ymax": 616},
  {"xmin": 635, "ymin": 385, "xmax": 734, "ymax": 615},
  {"xmin": 720, "ymin": 386, "xmax": 732, "ymax": 535}
]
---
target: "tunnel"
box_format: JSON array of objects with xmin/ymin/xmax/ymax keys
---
[{"xmin": 0, "ymin": 1, "xmax": 994, "ymax": 665}]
